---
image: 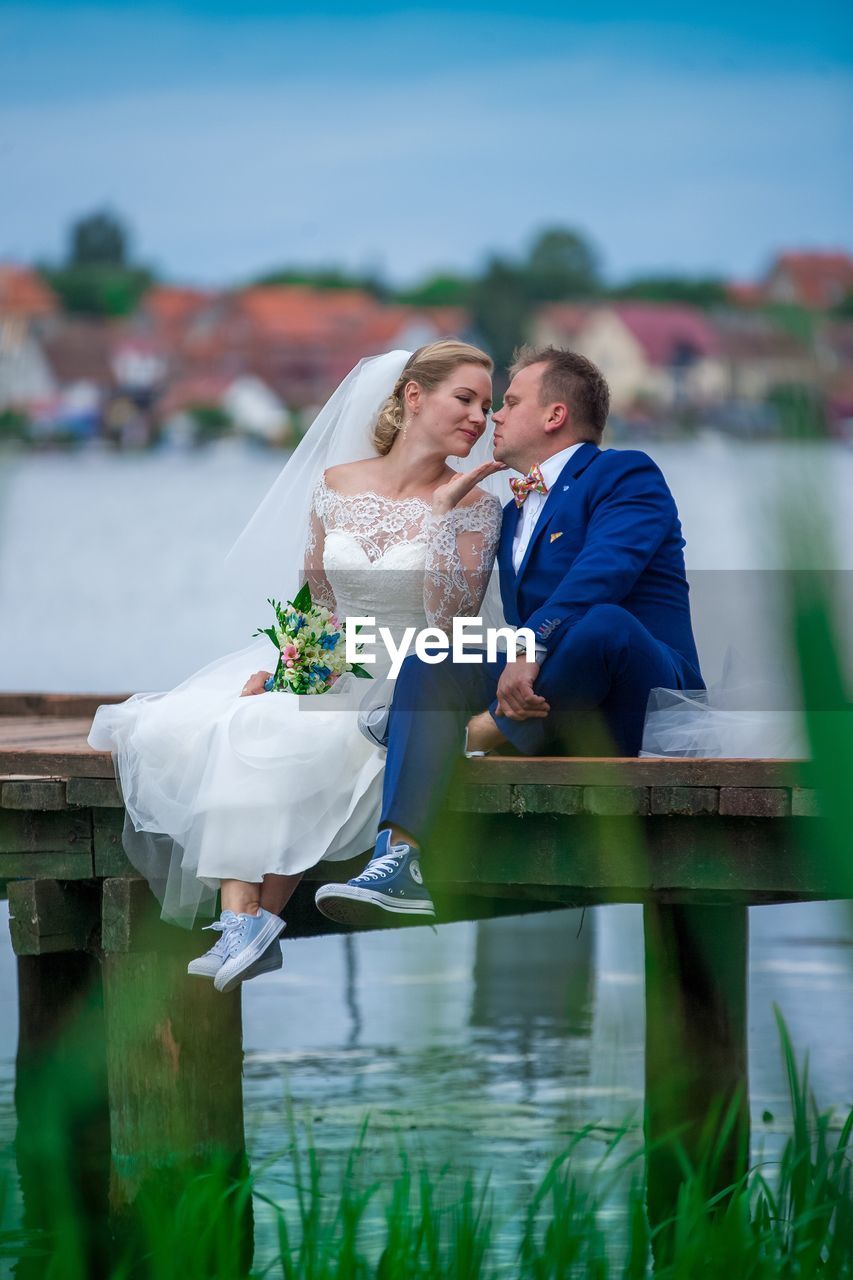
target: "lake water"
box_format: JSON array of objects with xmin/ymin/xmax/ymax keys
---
[{"xmin": 1, "ymin": 441, "xmax": 851, "ymax": 1264}]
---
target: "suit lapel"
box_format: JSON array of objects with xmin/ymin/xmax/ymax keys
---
[
  {"xmin": 498, "ymin": 500, "xmax": 522, "ymax": 622},
  {"xmin": 515, "ymin": 442, "xmax": 600, "ymax": 585}
]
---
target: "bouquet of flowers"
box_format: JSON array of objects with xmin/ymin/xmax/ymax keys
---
[{"xmin": 252, "ymin": 583, "xmax": 371, "ymax": 694}]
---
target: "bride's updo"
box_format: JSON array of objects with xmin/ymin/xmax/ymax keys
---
[{"xmin": 372, "ymin": 339, "xmax": 493, "ymax": 455}]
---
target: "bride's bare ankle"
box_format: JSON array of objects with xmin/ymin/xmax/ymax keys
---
[
  {"xmin": 220, "ymin": 879, "xmax": 262, "ymax": 916},
  {"xmin": 259, "ymin": 872, "xmax": 303, "ymax": 916}
]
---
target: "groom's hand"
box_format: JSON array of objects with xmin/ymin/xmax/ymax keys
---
[{"xmin": 495, "ymin": 658, "xmax": 550, "ymax": 721}]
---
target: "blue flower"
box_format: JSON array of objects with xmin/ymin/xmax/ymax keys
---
[
  {"xmin": 319, "ymin": 632, "xmax": 340, "ymax": 650},
  {"xmin": 310, "ymin": 663, "xmax": 331, "ymax": 681}
]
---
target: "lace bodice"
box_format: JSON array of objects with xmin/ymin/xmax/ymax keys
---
[{"xmin": 303, "ymin": 477, "xmax": 502, "ymax": 634}]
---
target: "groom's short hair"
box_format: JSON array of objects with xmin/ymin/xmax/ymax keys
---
[{"xmin": 510, "ymin": 345, "xmax": 610, "ymax": 442}]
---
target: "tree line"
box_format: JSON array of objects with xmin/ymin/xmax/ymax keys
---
[{"xmin": 43, "ymin": 209, "xmax": 840, "ymax": 372}]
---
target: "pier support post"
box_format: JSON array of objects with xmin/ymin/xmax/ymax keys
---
[
  {"xmin": 99, "ymin": 878, "xmax": 253, "ymax": 1275},
  {"xmin": 643, "ymin": 903, "xmax": 749, "ymax": 1262},
  {"xmin": 14, "ymin": 948, "xmax": 110, "ymax": 1278}
]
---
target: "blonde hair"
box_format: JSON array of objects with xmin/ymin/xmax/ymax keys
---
[{"xmin": 372, "ymin": 339, "xmax": 493, "ymax": 455}]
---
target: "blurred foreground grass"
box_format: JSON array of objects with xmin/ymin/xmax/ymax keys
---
[{"xmin": 1, "ymin": 1011, "xmax": 850, "ymax": 1279}]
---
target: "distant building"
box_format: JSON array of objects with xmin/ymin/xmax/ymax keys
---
[
  {"xmin": 0, "ymin": 265, "xmax": 60, "ymax": 415},
  {"xmin": 137, "ymin": 283, "xmax": 472, "ymax": 411},
  {"xmin": 533, "ymin": 302, "xmax": 726, "ymax": 412},
  {"xmin": 711, "ymin": 311, "xmax": 818, "ymax": 401},
  {"xmin": 0, "ymin": 263, "xmax": 58, "ymax": 325},
  {"xmin": 763, "ymin": 252, "xmax": 853, "ymax": 310}
]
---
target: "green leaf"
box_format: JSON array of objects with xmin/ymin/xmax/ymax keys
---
[
  {"xmin": 349, "ymin": 664, "xmax": 373, "ymax": 679},
  {"xmin": 291, "ymin": 582, "xmax": 312, "ymax": 612}
]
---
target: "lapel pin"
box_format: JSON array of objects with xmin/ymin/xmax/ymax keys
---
[{"xmin": 550, "ymin": 531, "xmax": 563, "ymax": 543}]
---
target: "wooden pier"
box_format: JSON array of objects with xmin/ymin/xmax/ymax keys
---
[{"xmin": 1, "ymin": 693, "xmax": 849, "ymax": 1272}]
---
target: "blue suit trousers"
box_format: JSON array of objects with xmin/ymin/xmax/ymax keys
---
[{"xmin": 379, "ymin": 603, "xmax": 685, "ymax": 845}]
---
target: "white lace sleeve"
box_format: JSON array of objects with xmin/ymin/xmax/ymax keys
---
[
  {"xmin": 300, "ymin": 481, "xmax": 337, "ymax": 611},
  {"xmin": 423, "ymin": 492, "xmax": 503, "ymax": 630}
]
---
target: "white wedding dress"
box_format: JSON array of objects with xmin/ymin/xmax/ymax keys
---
[{"xmin": 88, "ymin": 478, "xmax": 502, "ymax": 926}]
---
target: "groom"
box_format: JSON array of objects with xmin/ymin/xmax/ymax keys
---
[{"xmin": 315, "ymin": 346, "xmax": 704, "ymax": 925}]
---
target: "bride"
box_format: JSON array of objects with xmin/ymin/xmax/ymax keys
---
[{"xmin": 88, "ymin": 341, "xmax": 505, "ymax": 992}]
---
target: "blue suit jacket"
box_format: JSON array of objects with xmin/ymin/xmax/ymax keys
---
[{"xmin": 497, "ymin": 443, "xmax": 703, "ymax": 685}]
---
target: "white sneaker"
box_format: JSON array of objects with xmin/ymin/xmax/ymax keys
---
[
  {"xmin": 187, "ymin": 909, "xmax": 284, "ymax": 982},
  {"xmin": 213, "ymin": 907, "xmax": 287, "ymax": 993}
]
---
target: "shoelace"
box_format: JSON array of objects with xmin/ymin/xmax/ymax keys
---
[
  {"xmin": 202, "ymin": 913, "xmax": 246, "ymax": 958},
  {"xmin": 353, "ymin": 847, "xmax": 407, "ymax": 883}
]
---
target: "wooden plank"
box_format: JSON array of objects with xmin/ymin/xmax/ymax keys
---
[
  {"xmin": 650, "ymin": 787, "xmax": 719, "ymax": 816},
  {"xmin": 583, "ymin": 786, "xmax": 649, "ymax": 816},
  {"xmin": 0, "ymin": 743, "xmax": 114, "ymax": 779},
  {"xmin": 791, "ymin": 788, "xmax": 821, "ymax": 817},
  {"xmin": 0, "ymin": 850, "xmax": 94, "ymax": 880},
  {"xmin": 67, "ymin": 777, "xmax": 122, "ymax": 808},
  {"xmin": 0, "ymin": 693, "xmax": 131, "ymax": 718},
  {"xmin": 461, "ymin": 756, "xmax": 803, "ymax": 788},
  {"xmin": 447, "ymin": 782, "xmax": 512, "ymax": 813},
  {"xmin": 719, "ymin": 788, "xmax": 791, "ymax": 818},
  {"xmin": 0, "ymin": 716, "xmax": 100, "ymax": 742},
  {"xmin": 511, "ymin": 784, "xmax": 583, "ymax": 816},
  {"xmin": 0, "ymin": 714, "xmax": 807, "ymax": 786},
  {"xmin": 1, "ymin": 778, "xmax": 68, "ymax": 810},
  {"xmin": 8, "ymin": 878, "xmax": 101, "ymax": 955},
  {"xmin": 93, "ymin": 810, "xmax": 135, "ymax": 877},
  {"xmin": 0, "ymin": 807, "xmax": 91, "ymax": 854},
  {"xmin": 426, "ymin": 814, "xmax": 849, "ymax": 902}
]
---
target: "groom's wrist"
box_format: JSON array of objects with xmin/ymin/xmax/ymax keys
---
[{"xmin": 513, "ymin": 634, "xmax": 547, "ymax": 664}]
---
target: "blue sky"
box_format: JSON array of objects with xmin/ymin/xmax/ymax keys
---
[{"xmin": 2, "ymin": 2, "xmax": 851, "ymax": 287}]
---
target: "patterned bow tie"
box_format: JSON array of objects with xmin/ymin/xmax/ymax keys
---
[{"xmin": 510, "ymin": 463, "xmax": 549, "ymax": 508}]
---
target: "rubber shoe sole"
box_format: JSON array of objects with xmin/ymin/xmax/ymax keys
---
[
  {"xmin": 314, "ymin": 884, "xmax": 436, "ymax": 928},
  {"xmin": 213, "ymin": 915, "xmax": 286, "ymax": 993},
  {"xmin": 187, "ymin": 940, "xmax": 282, "ymax": 981}
]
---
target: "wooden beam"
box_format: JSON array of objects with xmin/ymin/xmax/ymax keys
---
[
  {"xmin": 67, "ymin": 777, "xmax": 122, "ymax": 808},
  {"xmin": 99, "ymin": 883, "xmax": 252, "ymax": 1265},
  {"xmin": 0, "ymin": 807, "xmax": 91, "ymax": 853},
  {"xmin": 0, "ymin": 808, "xmax": 93, "ymax": 880},
  {"xmin": 0, "ymin": 693, "xmax": 132, "ymax": 718},
  {"xmin": 8, "ymin": 879, "xmax": 101, "ymax": 955},
  {"xmin": 1, "ymin": 778, "xmax": 68, "ymax": 810},
  {"xmin": 93, "ymin": 810, "xmax": 135, "ymax": 878},
  {"xmin": 15, "ymin": 949, "xmax": 110, "ymax": 1275},
  {"xmin": 644, "ymin": 903, "xmax": 749, "ymax": 1264},
  {"xmin": 462, "ymin": 756, "xmax": 803, "ymax": 788}
]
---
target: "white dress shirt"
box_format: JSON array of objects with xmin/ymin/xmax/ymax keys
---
[{"xmin": 510, "ymin": 442, "xmax": 583, "ymax": 663}]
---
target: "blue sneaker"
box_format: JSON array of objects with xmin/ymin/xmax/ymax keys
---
[
  {"xmin": 314, "ymin": 829, "xmax": 436, "ymax": 926},
  {"xmin": 187, "ymin": 910, "xmax": 284, "ymax": 982},
  {"xmin": 211, "ymin": 907, "xmax": 286, "ymax": 993}
]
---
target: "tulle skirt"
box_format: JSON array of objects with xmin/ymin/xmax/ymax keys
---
[
  {"xmin": 641, "ymin": 650, "xmax": 807, "ymax": 759},
  {"xmin": 89, "ymin": 657, "xmax": 388, "ymax": 926}
]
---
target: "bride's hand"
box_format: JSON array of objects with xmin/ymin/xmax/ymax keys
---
[
  {"xmin": 241, "ymin": 670, "xmax": 272, "ymax": 697},
  {"xmin": 431, "ymin": 460, "xmax": 507, "ymax": 517}
]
